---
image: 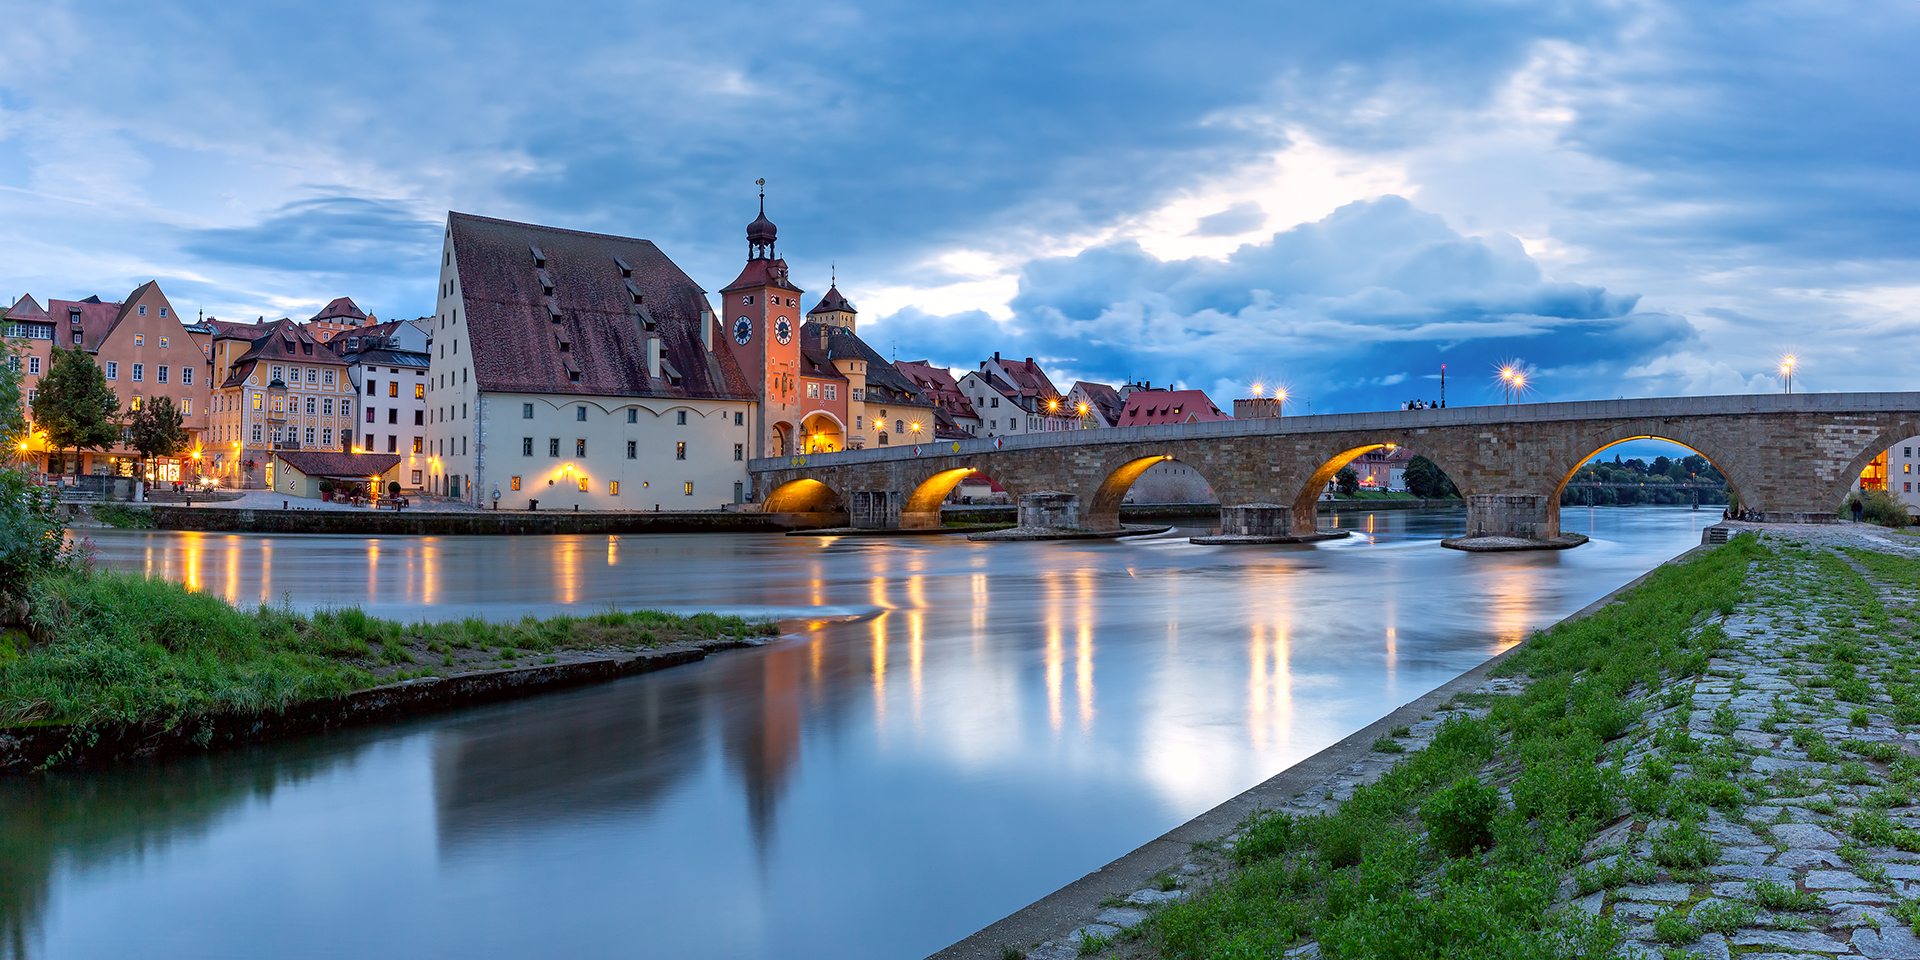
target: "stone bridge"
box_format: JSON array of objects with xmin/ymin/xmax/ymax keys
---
[{"xmin": 749, "ymin": 393, "xmax": 1920, "ymax": 540}]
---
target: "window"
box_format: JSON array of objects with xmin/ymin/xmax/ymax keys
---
[
  {"xmin": 28, "ymin": 356, "xmax": 40, "ymax": 375},
  {"xmin": 156, "ymin": 365, "xmax": 168, "ymax": 383},
  {"xmin": 576, "ymin": 406, "xmax": 587, "ymax": 421},
  {"xmin": 548, "ymin": 438, "xmax": 560, "ymax": 457},
  {"xmin": 410, "ymin": 470, "xmax": 422, "ymax": 485},
  {"xmin": 896, "ymin": 420, "xmax": 904, "ymax": 433},
  {"xmin": 806, "ymin": 383, "xmax": 819, "ymax": 399},
  {"xmin": 991, "ymin": 396, "xmax": 999, "ymax": 408},
  {"xmin": 179, "ymin": 365, "xmax": 191, "ymax": 385},
  {"xmin": 627, "ymin": 409, "xmax": 637, "ymax": 423},
  {"xmin": 855, "ymin": 415, "xmax": 863, "ymax": 429},
  {"xmin": 879, "ymin": 432, "xmax": 888, "ymax": 445},
  {"xmin": 158, "ymin": 335, "xmax": 168, "ymax": 346},
  {"xmin": 181, "ymin": 399, "xmax": 192, "ymax": 416},
  {"xmin": 413, "ymin": 437, "xmax": 423, "ymax": 453},
  {"xmin": 610, "ymin": 481, "xmax": 620, "ymax": 495},
  {"xmin": 364, "ymin": 433, "xmax": 372, "ymax": 449},
  {"xmin": 523, "ymin": 403, "xmax": 534, "ymax": 419},
  {"xmin": 306, "ymin": 427, "xmax": 316, "ymax": 445},
  {"xmin": 272, "ymin": 365, "xmax": 284, "ymax": 382},
  {"xmin": 367, "ymin": 380, "xmax": 377, "ymax": 396},
  {"xmin": 388, "ymin": 382, "xmax": 398, "ymax": 397},
  {"xmin": 252, "ymin": 424, "xmax": 261, "ymax": 442},
  {"xmin": 676, "ymin": 442, "xmax": 686, "ymax": 460},
  {"xmin": 676, "ymin": 410, "xmax": 687, "ymax": 425},
  {"xmin": 137, "ymin": 307, "xmax": 146, "ymax": 317},
  {"xmin": 577, "ymin": 476, "xmax": 589, "ymax": 492},
  {"xmin": 387, "ymin": 436, "xmax": 397, "ymax": 452},
  {"xmin": 252, "ymin": 394, "xmax": 262, "ymax": 410},
  {"xmin": 627, "ymin": 440, "xmax": 637, "ymax": 459},
  {"xmin": 131, "ymin": 363, "xmax": 144, "ymax": 381},
  {"xmin": 511, "ymin": 476, "xmax": 522, "ymax": 491},
  {"xmin": 735, "ymin": 411, "xmax": 744, "ymax": 426},
  {"xmin": 159, "ymin": 309, "xmax": 167, "ymax": 319},
  {"xmin": 1908, "ymin": 447, "xmax": 1914, "ymax": 458},
  {"xmin": 414, "ymin": 410, "xmax": 423, "ymax": 425},
  {"xmin": 129, "ymin": 395, "xmax": 142, "ymax": 411},
  {"xmin": 576, "ymin": 439, "xmax": 587, "ymax": 456},
  {"xmin": 323, "ymin": 428, "xmax": 333, "ymax": 446},
  {"xmin": 826, "ymin": 385, "xmax": 837, "ymax": 401},
  {"xmin": 734, "ymin": 443, "xmax": 744, "ymax": 461},
  {"xmin": 366, "ymin": 408, "xmax": 375, "ymax": 423},
  {"xmin": 684, "ymin": 482, "xmax": 693, "ymax": 496},
  {"xmin": 307, "ymin": 368, "xmax": 317, "ymax": 383},
  {"xmin": 461, "ymin": 436, "xmax": 466, "ymax": 455},
  {"xmin": 305, "ymin": 396, "xmax": 316, "ymax": 414},
  {"xmin": 323, "ymin": 398, "xmax": 333, "ymax": 416}
]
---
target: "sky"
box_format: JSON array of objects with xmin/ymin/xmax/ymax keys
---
[{"xmin": 1, "ymin": 0, "xmax": 1915, "ymax": 415}]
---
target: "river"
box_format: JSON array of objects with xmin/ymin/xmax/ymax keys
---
[{"xmin": 2, "ymin": 505, "xmax": 1711, "ymax": 960}]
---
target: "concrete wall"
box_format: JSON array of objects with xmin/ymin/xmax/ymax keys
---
[{"xmin": 750, "ymin": 393, "xmax": 1920, "ymax": 537}]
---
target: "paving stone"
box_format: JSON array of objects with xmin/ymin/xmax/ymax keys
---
[
  {"xmin": 1676, "ymin": 932, "xmax": 1732, "ymax": 960},
  {"xmin": 1707, "ymin": 863, "xmax": 1795, "ymax": 881},
  {"xmin": 1573, "ymin": 890, "xmax": 1604, "ymax": 916},
  {"xmin": 1125, "ymin": 889, "xmax": 1187, "ymax": 905},
  {"xmin": 1752, "ymin": 755, "xmax": 1826, "ymax": 774},
  {"xmin": 1806, "ymin": 869, "xmax": 1874, "ymax": 889},
  {"xmin": 1094, "ymin": 907, "xmax": 1148, "ymax": 928},
  {"xmin": 1719, "ymin": 845, "xmax": 1772, "ymax": 865},
  {"xmin": 1855, "ymin": 923, "xmax": 1920, "ymax": 959},
  {"xmin": 1025, "ymin": 944, "xmax": 1078, "ymax": 960},
  {"xmin": 1615, "ymin": 883, "xmax": 1693, "ymax": 902},
  {"xmin": 1777, "ymin": 848, "xmax": 1851, "ymax": 869},
  {"xmin": 1771, "ymin": 823, "xmax": 1843, "ymax": 848},
  {"xmin": 1612, "ymin": 901, "xmax": 1668, "ymax": 920},
  {"xmin": 1729, "ymin": 929, "xmax": 1853, "ymax": 951},
  {"xmin": 1885, "ymin": 864, "xmax": 1920, "ymax": 880},
  {"xmin": 1067, "ymin": 923, "xmax": 1119, "ymax": 944},
  {"xmin": 1705, "ymin": 823, "xmax": 1764, "ymax": 845}
]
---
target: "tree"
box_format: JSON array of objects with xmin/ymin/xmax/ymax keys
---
[
  {"xmin": 1335, "ymin": 465, "xmax": 1359, "ymax": 496},
  {"xmin": 127, "ymin": 395, "xmax": 189, "ymax": 470},
  {"xmin": 28, "ymin": 347, "xmax": 118, "ymax": 475},
  {"xmin": 0, "ymin": 342, "xmax": 26, "ymax": 453},
  {"xmin": 1404, "ymin": 455, "xmax": 1459, "ymax": 499}
]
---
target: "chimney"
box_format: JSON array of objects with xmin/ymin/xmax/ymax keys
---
[
  {"xmin": 994, "ymin": 351, "xmax": 1000, "ymax": 360},
  {"xmin": 820, "ymin": 325, "xmax": 829, "ymax": 350}
]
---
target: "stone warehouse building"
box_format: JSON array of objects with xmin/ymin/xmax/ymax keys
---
[{"xmin": 426, "ymin": 212, "xmax": 760, "ymax": 509}]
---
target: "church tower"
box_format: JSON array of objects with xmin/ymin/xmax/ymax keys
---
[
  {"xmin": 806, "ymin": 273, "xmax": 857, "ymax": 332},
  {"xmin": 720, "ymin": 183, "xmax": 806, "ymax": 457}
]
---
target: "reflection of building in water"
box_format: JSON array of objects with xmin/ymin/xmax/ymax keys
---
[{"xmin": 432, "ymin": 675, "xmax": 707, "ymax": 850}]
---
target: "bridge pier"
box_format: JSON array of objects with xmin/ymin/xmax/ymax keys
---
[
  {"xmin": 1018, "ymin": 491, "xmax": 1082, "ymax": 529},
  {"xmin": 1444, "ymin": 494, "xmax": 1587, "ymax": 551},
  {"xmin": 1190, "ymin": 503, "xmax": 1350, "ymax": 545}
]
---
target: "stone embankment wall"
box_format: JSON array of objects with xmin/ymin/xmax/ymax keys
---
[
  {"xmin": 0, "ymin": 639, "xmax": 758, "ymax": 771},
  {"xmin": 145, "ymin": 506, "xmax": 805, "ymax": 535}
]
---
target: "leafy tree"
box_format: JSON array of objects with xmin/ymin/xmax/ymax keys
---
[
  {"xmin": 28, "ymin": 347, "xmax": 118, "ymax": 475},
  {"xmin": 127, "ymin": 395, "xmax": 189, "ymax": 469},
  {"xmin": 1651, "ymin": 455, "xmax": 1671, "ymax": 476},
  {"xmin": 1335, "ymin": 465, "xmax": 1359, "ymax": 496},
  {"xmin": 1404, "ymin": 455, "xmax": 1459, "ymax": 499}
]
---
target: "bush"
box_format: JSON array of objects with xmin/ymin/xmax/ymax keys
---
[
  {"xmin": 318, "ymin": 480, "xmax": 334, "ymax": 494},
  {"xmin": 1845, "ymin": 488, "xmax": 1911, "ymax": 527},
  {"xmin": 1420, "ymin": 776, "xmax": 1500, "ymax": 858},
  {"xmin": 0, "ymin": 469, "xmax": 71, "ymax": 592}
]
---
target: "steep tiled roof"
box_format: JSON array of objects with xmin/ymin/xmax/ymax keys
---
[
  {"xmin": 992, "ymin": 356, "xmax": 1060, "ymax": 401},
  {"xmin": 799, "ymin": 341, "xmax": 847, "ymax": 381},
  {"xmin": 449, "ymin": 212, "xmax": 755, "ymax": 401},
  {"xmin": 807, "ymin": 284, "xmax": 856, "ymax": 316},
  {"xmin": 220, "ymin": 318, "xmax": 343, "ymax": 387},
  {"xmin": 895, "ymin": 360, "xmax": 980, "ymax": 422},
  {"xmin": 719, "ymin": 257, "xmax": 801, "ymax": 294},
  {"xmin": 45, "ymin": 297, "xmax": 122, "ymax": 352},
  {"xmin": 276, "ymin": 450, "xmax": 404, "ymax": 478},
  {"xmin": 205, "ymin": 317, "xmax": 267, "ymax": 339},
  {"xmin": 1071, "ymin": 380, "xmax": 1124, "ymax": 426},
  {"xmin": 1117, "ymin": 389, "xmax": 1231, "ymax": 426},
  {"xmin": 805, "ymin": 322, "xmax": 932, "ymax": 409},
  {"xmin": 7, "ymin": 295, "xmax": 49, "ymax": 322},
  {"xmin": 310, "ymin": 297, "xmax": 368, "ymax": 322}
]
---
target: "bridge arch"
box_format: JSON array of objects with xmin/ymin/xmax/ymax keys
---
[
  {"xmin": 1551, "ymin": 428, "xmax": 1745, "ymax": 528},
  {"xmin": 1288, "ymin": 439, "xmax": 1467, "ymax": 535},
  {"xmin": 899, "ymin": 466, "xmax": 1014, "ymax": 529},
  {"xmin": 762, "ymin": 477, "xmax": 843, "ymax": 517},
  {"xmin": 1833, "ymin": 417, "xmax": 1920, "ymax": 510},
  {"xmin": 1086, "ymin": 453, "xmax": 1221, "ymax": 531},
  {"xmin": 800, "ymin": 412, "xmax": 846, "ymax": 454}
]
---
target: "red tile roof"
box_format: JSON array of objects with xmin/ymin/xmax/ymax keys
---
[
  {"xmin": 1117, "ymin": 389, "xmax": 1231, "ymax": 426},
  {"xmin": 896, "ymin": 360, "xmax": 980, "ymax": 423},
  {"xmin": 309, "ymin": 297, "xmax": 368, "ymax": 322},
  {"xmin": 7, "ymin": 295, "xmax": 49, "ymax": 322},
  {"xmin": 220, "ymin": 318, "xmax": 344, "ymax": 387},
  {"xmin": 720, "ymin": 257, "xmax": 802, "ymax": 294},
  {"xmin": 450, "ymin": 212, "xmax": 755, "ymax": 401},
  {"xmin": 45, "ymin": 297, "xmax": 123, "ymax": 352},
  {"xmin": 806, "ymin": 284, "xmax": 856, "ymax": 316},
  {"xmin": 1071, "ymin": 381, "xmax": 1124, "ymax": 426}
]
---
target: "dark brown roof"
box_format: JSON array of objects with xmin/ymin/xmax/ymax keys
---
[
  {"xmin": 799, "ymin": 342, "xmax": 848, "ymax": 381},
  {"xmin": 276, "ymin": 450, "xmax": 404, "ymax": 478},
  {"xmin": 450, "ymin": 212, "xmax": 756, "ymax": 401},
  {"xmin": 310, "ymin": 297, "xmax": 368, "ymax": 322},
  {"xmin": 220, "ymin": 318, "xmax": 344, "ymax": 387},
  {"xmin": 807, "ymin": 284, "xmax": 855, "ymax": 316},
  {"xmin": 805, "ymin": 322, "xmax": 932, "ymax": 409},
  {"xmin": 1071, "ymin": 380, "xmax": 1124, "ymax": 426},
  {"xmin": 45, "ymin": 297, "xmax": 123, "ymax": 352},
  {"xmin": 989, "ymin": 356, "xmax": 1060, "ymax": 401},
  {"xmin": 895, "ymin": 360, "xmax": 980, "ymax": 421}
]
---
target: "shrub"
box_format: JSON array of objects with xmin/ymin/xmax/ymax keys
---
[
  {"xmin": 1747, "ymin": 879, "xmax": 1826, "ymax": 912},
  {"xmin": 1652, "ymin": 819, "xmax": 1719, "ymax": 869},
  {"xmin": 1846, "ymin": 488, "xmax": 1911, "ymax": 527},
  {"xmin": 1421, "ymin": 776, "xmax": 1500, "ymax": 858},
  {"xmin": 1692, "ymin": 899, "xmax": 1756, "ymax": 934}
]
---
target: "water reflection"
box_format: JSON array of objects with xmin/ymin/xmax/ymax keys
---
[{"xmin": 15, "ymin": 507, "xmax": 1710, "ymax": 960}]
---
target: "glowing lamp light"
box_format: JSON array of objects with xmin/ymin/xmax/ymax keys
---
[{"xmin": 1251, "ymin": 383, "xmax": 1264, "ymax": 397}]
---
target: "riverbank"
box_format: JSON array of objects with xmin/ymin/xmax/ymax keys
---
[
  {"xmin": 0, "ymin": 569, "xmax": 778, "ymax": 771},
  {"xmin": 963, "ymin": 523, "xmax": 1920, "ymax": 960}
]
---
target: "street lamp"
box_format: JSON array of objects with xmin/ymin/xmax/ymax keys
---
[
  {"xmin": 1781, "ymin": 355, "xmax": 1796, "ymax": 394},
  {"xmin": 1500, "ymin": 367, "xmax": 1518, "ymax": 405}
]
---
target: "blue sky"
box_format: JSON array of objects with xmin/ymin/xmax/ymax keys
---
[{"xmin": 2, "ymin": 0, "xmax": 1914, "ymax": 413}]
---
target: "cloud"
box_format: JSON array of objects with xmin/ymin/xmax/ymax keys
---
[
  {"xmin": 877, "ymin": 196, "xmax": 1692, "ymax": 411},
  {"xmin": 180, "ymin": 197, "xmax": 441, "ymax": 277}
]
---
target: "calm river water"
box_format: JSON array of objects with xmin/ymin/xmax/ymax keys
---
[{"xmin": 4, "ymin": 506, "xmax": 1710, "ymax": 960}]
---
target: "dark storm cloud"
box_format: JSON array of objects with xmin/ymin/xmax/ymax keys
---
[{"xmin": 181, "ymin": 197, "xmax": 441, "ymax": 276}]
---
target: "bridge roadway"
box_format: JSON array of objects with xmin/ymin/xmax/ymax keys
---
[{"xmin": 749, "ymin": 392, "xmax": 1920, "ymax": 541}]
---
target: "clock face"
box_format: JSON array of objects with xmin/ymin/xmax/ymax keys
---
[
  {"xmin": 775, "ymin": 317, "xmax": 792, "ymax": 344},
  {"xmin": 733, "ymin": 317, "xmax": 752, "ymax": 344}
]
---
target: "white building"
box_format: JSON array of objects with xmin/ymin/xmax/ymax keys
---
[
  {"xmin": 335, "ymin": 319, "xmax": 431, "ymax": 490},
  {"xmin": 957, "ymin": 353, "xmax": 1078, "ymax": 438},
  {"xmin": 426, "ymin": 212, "xmax": 758, "ymax": 509}
]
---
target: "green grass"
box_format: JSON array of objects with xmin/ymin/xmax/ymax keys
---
[
  {"xmin": 0, "ymin": 568, "xmax": 777, "ymax": 730},
  {"xmin": 1147, "ymin": 534, "xmax": 1767, "ymax": 960},
  {"xmin": 88, "ymin": 503, "xmax": 155, "ymax": 529}
]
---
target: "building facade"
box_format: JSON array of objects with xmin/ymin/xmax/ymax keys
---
[
  {"xmin": 335, "ymin": 319, "xmax": 430, "ymax": 489},
  {"xmin": 210, "ymin": 318, "xmax": 356, "ymax": 489},
  {"xmin": 429, "ymin": 211, "xmax": 758, "ymax": 509},
  {"xmin": 957, "ymin": 353, "xmax": 1079, "ymax": 438}
]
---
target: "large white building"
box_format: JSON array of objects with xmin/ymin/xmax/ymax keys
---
[
  {"xmin": 335, "ymin": 317, "xmax": 431, "ymax": 489},
  {"xmin": 425, "ymin": 212, "xmax": 759, "ymax": 510}
]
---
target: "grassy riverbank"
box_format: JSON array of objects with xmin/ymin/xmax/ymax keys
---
[{"xmin": 0, "ymin": 567, "xmax": 777, "ymax": 730}]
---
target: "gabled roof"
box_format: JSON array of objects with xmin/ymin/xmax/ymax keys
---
[
  {"xmin": 309, "ymin": 297, "xmax": 368, "ymax": 322},
  {"xmin": 799, "ymin": 341, "xmax": 848, "ymax": 382},
  {"xmin": 220, "ymin": 318, "xmax": 343, "ymax": 387},
  {"xmin": 983, "ymin": 355, "xmax": 1061, "ymax": 404},
  {"xmin": 1070, "ymin": 380, "xmax": 1124, "ymax": 426},
  {"xmin": 206, "ymin": 317, "xmax": 267, "ymax": 339},
  {"xmin": 45, "ymin": 297, "xmax": 123, "ymax": 352},
  {"xmin": 895, "ymin": 360, "xmax": 980, "ymax": 421},
  {"xmin": 720, "ymin": 257, "xmax": 802, "ymax": 294},
  {"xmin": 803, "ymin": 322, "xmax": 933, "ymax": 408},
  {"xmin": 449, "ymin": 211, "xmax": 754, "ymax": 401},
  {"xmin": 7, "ymin": 295, "xmax": 49, "ymax": 322},
  {"xmin": 807, "ymin": 285, "xmax": 856, "ymax": 316},
  {"xmin": 1117, "ymin": 389, "xmax": 1231, "ymax": 426}
]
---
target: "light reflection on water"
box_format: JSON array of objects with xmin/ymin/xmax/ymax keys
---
[{"xmin": 9, "ymin": 506, "xmax": 1712, "ymax": 960}]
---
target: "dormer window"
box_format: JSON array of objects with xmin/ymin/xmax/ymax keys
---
[
  {"xmin": 558, "ymin": 340, "xmax": 571, "ymax": 353},
  {"xmin": 69, "ymin": 311, "xmax": 80, "ymax": 325},
  {"xmin": 530, "ymin": 244, "xmax": 546, "ymax": 268},
  {"xmin": 568, "ymin": 370, "xmax": 581, "ymax": 382},
  {"xmin": 537, "ymin": 269, "xmax": 554, "ymax": 296},
  {"xmin": 547, "ymin": 304, "xmax": 564, "ymax": 324},
  {"xmin": 625, "ymin": 280, "xmax": 645, "ymax": 305},
  {"xmin": 614, "ymin": 257, "xmax": 632, "ymax": 278}
]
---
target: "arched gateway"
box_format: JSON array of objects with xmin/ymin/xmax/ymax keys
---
[{"xmin": 751, "ymin": 393, "xmax": 1920, "ymax": 541}]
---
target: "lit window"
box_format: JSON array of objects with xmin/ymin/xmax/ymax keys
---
[
  {"xmin": 412, "ymin": 437, "xmax": 422, "ymax": 453},
  {"xmin": 610, "ymin": 481, "xmax": 620, "ymax": 495},
  {"xmin": 577, "ymin": 476, "xmax": 589, "ymax": 492},
  {"xmin": 576, "ymin": 439, "xmax": 586, "ymax": 456},
  {"xmin": 130, "ymin": 395, "xmax": 142, "ymax": 411},
  {"xmin": 158, "ymin": 336, "xmax": 168, "ymax": 347},
  {"xmin": 414, "ymin": 384, "xmax": 424, "ymax": 399},
  {"xmin": 388, "ymin": 382, "xmax": 398, "ymax": 397},
  {"xmin": 807, "ymin": 383, "xmax": 819, "ymax": 399},
  {"xmin": 252, "ymin": 394, "xmax": 262, "ymax": 410},
  {"xmin": 511, "ymin": 476, "xmax": 522, "ymax": 491},
  {"xmin": 676, "ymin": 441, "xmax": 686, "ymax": 460},
  {"xmin": 683, "ymin": 481, "xmax": 693, "ymax": 496}
]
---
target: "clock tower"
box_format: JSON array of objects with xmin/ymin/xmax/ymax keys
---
[{"xmin": 720, "ymin": 185, "xmax": 805, "ymax": 458}]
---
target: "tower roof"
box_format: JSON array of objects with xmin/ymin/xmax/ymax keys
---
[
  {"xmin": 807, "ymin": 285, "xmax": 856, "ymax": 316},
  {"xmin": 747, "ymin": 209, "xmax": 777, "ymax": 245}
]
